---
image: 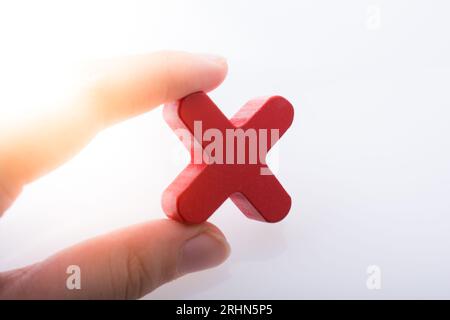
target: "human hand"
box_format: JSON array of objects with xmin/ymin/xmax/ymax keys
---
[{"xmin": 0, "ymin": 51, "xmax": 230, "ymax": 299}]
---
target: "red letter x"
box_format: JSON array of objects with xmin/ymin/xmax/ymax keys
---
[{"xmin": 162, "ymin": 92, "xmax": 294, "ymax": 224}]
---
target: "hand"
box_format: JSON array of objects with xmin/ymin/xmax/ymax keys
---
[{"xmin": 0, "ymin": 51, "xmax": 230, "ymax": 299}]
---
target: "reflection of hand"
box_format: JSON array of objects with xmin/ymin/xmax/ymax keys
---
[{"xmin": 0, "ymin": 51, "xmax": 230, "ymax": 299}]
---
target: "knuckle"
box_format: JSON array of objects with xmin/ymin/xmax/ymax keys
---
[
  {"xmin": 123, "ymin": 251, "xmax": 151, "ymax": 299},
  {"xmin": 121, "ymin": 245, "xmax": 178, "ymax": 299}
]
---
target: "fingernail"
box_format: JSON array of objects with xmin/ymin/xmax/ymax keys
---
[
  {"xmin": 198, "ymin": 53, "xmax": 227, "ymax": 66},
  {"xmin": 178, "ymin": 231, "xmax": 230, "ymax": 275}
]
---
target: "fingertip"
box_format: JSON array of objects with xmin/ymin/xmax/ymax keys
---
[
  {"xmin": 146, "ymin": 219, "xmax": 231, "ymax": 276},
  {"xmin": 202, "ymin": 221, "xmax": 231, "ymax": 260},
  {"xmin": 177, "ymin": 224, "xmax": 231, "ymax": 275},
  {"xmin": 199, "ymin": 53, "xmax": 228, "ymax": 84},
  {"xmin": 175, "ymin": 51, "xmax": 228, "ymax": 94}
]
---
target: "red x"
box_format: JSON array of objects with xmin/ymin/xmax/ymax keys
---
[{"xmin": 162, "ymin": 92, "xmax": 294, "ymax": 224}]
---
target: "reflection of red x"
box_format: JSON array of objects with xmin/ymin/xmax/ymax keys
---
[{"xmin": 162, "ymin": 92, "xmax": 294, "ymax": 224}]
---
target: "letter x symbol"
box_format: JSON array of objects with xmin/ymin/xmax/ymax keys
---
[{"xmin": 163, "ymin": 92, "xmax": 294, "ymax": 223}]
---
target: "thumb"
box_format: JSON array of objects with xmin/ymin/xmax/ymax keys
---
[{"xmin": 0, "ymin": 219, "xmax": 230, "ymax": 299}]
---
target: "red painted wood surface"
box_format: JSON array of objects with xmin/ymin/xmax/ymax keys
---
[{"xmin": 162, "ymin": 92, "xmax": 294, "ymax": 224}]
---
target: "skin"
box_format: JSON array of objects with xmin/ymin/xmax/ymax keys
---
[{"xmin": 0, "ymin": 51, "xmax": 231, "ymax": 299}]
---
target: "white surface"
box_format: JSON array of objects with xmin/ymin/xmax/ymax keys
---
[{"xmin": 1, "ymin": 0, "xmax": 450, "ymax": 299}]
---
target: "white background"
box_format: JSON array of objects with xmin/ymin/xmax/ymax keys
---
[{"xmin": 1, "ymin": 0, "xmax": 450, "ymax": 299}]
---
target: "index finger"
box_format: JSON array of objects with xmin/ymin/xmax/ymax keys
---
[{"xmin": 0, "ymin": 51, "xmax": 228, "ymax": 214}]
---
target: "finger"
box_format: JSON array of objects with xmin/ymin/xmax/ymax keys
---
[
  {"xmin": 0, "ymin": 51, "xmax": 228, "ymax": 213},
  {"xmin": 89, "ymin": 51, "xmax": 228, "ymax": 126},
  {"xmin": 0, "ymin": 219, "xmax": 230, "ymax": 299}
]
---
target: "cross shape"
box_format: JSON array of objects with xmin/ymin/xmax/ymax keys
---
[{"xmin": 162, "ymin": 92, "xmax": 294, "ymax": 224}]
